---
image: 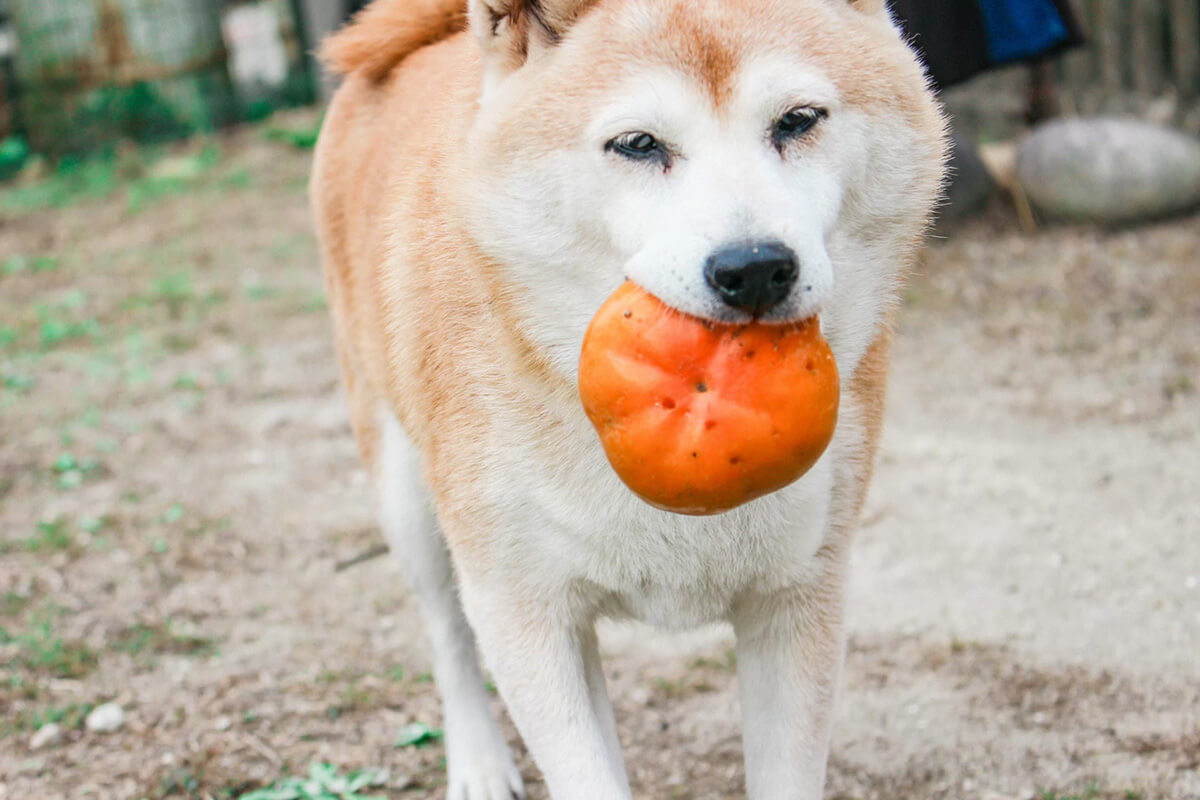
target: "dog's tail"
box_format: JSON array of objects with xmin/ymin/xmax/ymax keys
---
[{"xmin": 320, "ymin": 0, "xmax": 468, "ymax": 82}]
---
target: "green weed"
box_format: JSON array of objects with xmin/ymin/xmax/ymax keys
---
[
  {"xmin": 2, "ymin": 371, "xmax": 35, "ymax": 394},
  {"xmin": 394, "ymin": 722, "xmax": 443, "ymax": 749},
  {"xmin": 1, "ymin": 519, "xmax": 75, "ymax": 554},
  {"xmin": 1, "ymin": 255, "xmax": 59, "ymax": 276},
  {"xmin": 112, "ymin": 620, "xmax": 217, "ymax": 659},
  {"xmin": 0, "ymin": 612, "xmax": 98, "ymax": 678},
  {"xmin": 35, "ymin": 292, "xmax": 102, "ymax": 350},
  {"xmin": 32, "ymin": 701, "xmax": 95, "ymax": 731},
  {"xmin": 150, "ymin": 271, "xmax": 196, "ymax": 318},
  {"xmin": 238, "ymin": 763, "xmax": 389, "ymax": 800},
  {"xmin": 1, "ymin": 591, "xmax": 32, "ymax": 617},
  {"xmin": 51, "ymin": 452, "xmax": 103, "ymax": 490},
  {"xmin": 263, "ymin": 121, "xmax": 323, "ymax": 151}
]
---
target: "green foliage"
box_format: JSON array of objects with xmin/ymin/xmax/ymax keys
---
[
  {"xmin": 238, "ymin": 764, "xmax": 389, "ymax": 800},
  {"xmin": 34, "ymin": 292, "xmax": 102, "ymax": 351},
  {"xmin": 32, "ymin": 702, "xmax": 95, "ymax": 732},
  {"xmin": 0, "ymin": 611, "xmax": 98, "ymax": 679},
  {"xmin": 394, "ymin": 721, "xmax": 444, "ymax": 749},
  {"xmin": 0, "ymin": 136, "xmax": 30, "ymax": 181},
  {"xmin": 0, "ymin": 154, "xmax": 120, "ymax": 213},
  {"xmin": 0, "ymin": 142, "xmax": 226, "ymax": 215},
  {"xmin": 51, "ymin": 452, "xmax": 103, "ymax": 491},
  {"xmin": 112, "ymin": 621, "xmax": 217, "ymax": 659},
  {"xmin": 2, "ymin": 255, "xmax": 59, "ymax": 276},
  {"xmin": 263, "ymin": 120, "xmax": 323, "ymax": 151}
]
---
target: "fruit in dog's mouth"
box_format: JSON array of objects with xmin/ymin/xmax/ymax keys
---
[{"xmin": 578, "ymin": 281, "xmax": 840, "ymax": 515}]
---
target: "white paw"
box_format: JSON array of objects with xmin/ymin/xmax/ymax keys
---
[
  {"xmin": 445, "ymin": 720, "xmax": 526, "ymax": 800},
  {"xmin": 447, "ymin": 753, "xmax": 525, "ymax": 800}
]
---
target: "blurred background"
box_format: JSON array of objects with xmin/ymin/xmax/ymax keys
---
[{"xmin": 0, "ymin": 2, "xmax": 1197, "ymax": 800}]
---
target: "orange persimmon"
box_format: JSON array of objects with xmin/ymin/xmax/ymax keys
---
[{"xmin": 579, "ymin": 282, "xmax": 839, "ymax": 515}]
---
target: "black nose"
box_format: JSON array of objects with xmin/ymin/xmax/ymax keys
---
[{"xmin": 704, "ymin": 241, "xmax": 799, "ymax": 316}]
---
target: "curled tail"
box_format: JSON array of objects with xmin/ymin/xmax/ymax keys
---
[{"xmin": 320, "ymin": 0, "xmax": 469, "ymax": 82}]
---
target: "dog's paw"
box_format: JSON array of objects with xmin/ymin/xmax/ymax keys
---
[{"xmin": 446, "ymin": 755, "xmax": 525, "ymax": 800}]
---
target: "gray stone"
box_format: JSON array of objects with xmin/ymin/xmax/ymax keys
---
[
  {"xmin": 85, "ymin": 702, "xmax": 125, "ymax": 733},
  {"xmin": 1016, "ymin": 117, "xmax": 1200, "ymax": 224},
  {"xmin": 29, "ymin": 723, "xmax": 63, "ymax": 750}
]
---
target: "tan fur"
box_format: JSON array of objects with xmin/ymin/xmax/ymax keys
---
[
  {"xmin": 313, "ymin": 1, "xmax": 934, "ymax": 519},
  {"xmin": 320, "ymin": 0, "xmax": 468, "ymax": 81},
  {"xmin": 312, "ymin": 1, "xmax": 944, "ymax": 792}
]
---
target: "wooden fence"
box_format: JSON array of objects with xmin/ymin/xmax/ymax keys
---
[
  {"xmin": 946, "ymin": 0, "xmax": 1200, "ymax": 138},
  {"xmin": 1061, "ymin": 0, "xmax": 1200, "ymax": 104}
]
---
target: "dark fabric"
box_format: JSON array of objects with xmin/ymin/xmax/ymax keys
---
[{"xmin": 889, "ymin": 0, "xmax": 1085, "ymax": 90}]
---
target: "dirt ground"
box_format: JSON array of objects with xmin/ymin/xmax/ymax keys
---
[{"xmin": 1, "ymin": 117, "xmax": 1197, "ymax": 800}]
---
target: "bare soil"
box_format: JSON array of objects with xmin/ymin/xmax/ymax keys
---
[{"xmin": 1, "ymin": 118, "xmax": 1197, "ymax": 800}]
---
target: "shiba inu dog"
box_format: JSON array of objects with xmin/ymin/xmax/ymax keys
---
[{"xmin": 312, "ymin": 0, "xmax": 946, "ymax": 797}]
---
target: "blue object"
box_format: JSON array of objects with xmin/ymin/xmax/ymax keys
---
[{"xmin": 978, "ymin": 0, "xmax": 1070, "ymax": 63}]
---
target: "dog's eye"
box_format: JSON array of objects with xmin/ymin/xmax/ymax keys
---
[
  {"xmin": 772, "ymin": 107, "xmax": 827, "ymax": 149},
  {"xmin": 606, "ymin": 132, "xmax": 670, "ymax": 167}
]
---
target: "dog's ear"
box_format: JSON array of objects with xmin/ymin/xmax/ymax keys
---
[{"xmin": 469, "ymin": 0, "xmax": 588, "ymax": 72}]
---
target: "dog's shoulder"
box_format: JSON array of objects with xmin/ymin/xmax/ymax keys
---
[{"xmin": 321, "ymin": 0, "xmax": 468, "ymax": 82}]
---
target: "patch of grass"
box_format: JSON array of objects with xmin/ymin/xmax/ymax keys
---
[
  {"xmin": 51, "ymin": 452, "xmax": 104, "ymax": 490},
  {"xmin": 173, "ymin": 372, "xmax": 202, "ymax": 391},
  {"xmin": 1, "ymin": 255, "xmax": 59, "ymax": 276},
  {"xmin": 324, "ymin": 685, "xmax": 376, "ymax": 721},
  {"xmin": 34, "ymin": 292, "xmax": 103, "ymax": 351},
  {"xmin": 1, "ymin": 518, "xmax": 75, "ymax": 554},
  {"xmin": 112, "ymin": 620, "xmax": 217, "ymax": 659},
  {"xmin": 125, "ymin": 146, "xmax": 222, "ymax": 213},
  {"xmin": 263, "ymin": 120, "xmax": 323, "ymax": 151},
  {"xmin": 2, "ymin": 371, "xmax": 35, "ymax": 394},
  {"xmin": 0, "ymin": 611, "xmax": 98, "ymax": 679},
  {"xmin": 1039, "ymin": 788, "xmax": 1138, "ymax": 800},
  {"xmin": 1, "ymin": 591, "xmax": 33, "ymax": 618},
  {"xmin": 238, "ymin": 763, "xmax": 388, "ymax": 800},
  {"xmin": 394, "ymin": 722, "xmax": 443, "ymax": 749},
  {"xmin": 0, "ymin": 154, "xmax": 120, "ymax": 214},
  {"xmin": 32, "ymin": 701, "xmax": 95, "ymax": 731},
  {"xmin": 150, "ymin": 762, "xmax": 255, "ymax": 800},
  {"xmin": 150, "ymin": 271, "xmax": 196, "ymax": 318},
  {"xmin": 162, "ymin": 502, "xmax": 185, "ymax": 524},
  {"xmin": 243, "ymin": 284, "xmax": 279, "ymax": 302}
]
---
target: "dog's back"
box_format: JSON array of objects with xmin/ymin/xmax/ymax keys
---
[{"xmin": 312, "ymin": 0, "xmax": 482, "ymax": 468}]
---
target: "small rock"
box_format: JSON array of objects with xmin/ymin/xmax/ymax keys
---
[
  {"xmin": 213, "ymin": 716, "xmax": 232, "ymax": 732},
  {"xmin": 85, "ymin": 703, "xmax": 125, "ymax": 733},
  {"xmin": 1017, "ymin": 117, "xmax": 1200, "ymax": 224},
  {"xmin": 29, "ymin": 724, "xmax": 62, "ymax": 750}
]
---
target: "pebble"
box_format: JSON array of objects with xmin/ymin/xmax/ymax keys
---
[
  {"xmin": 29, "ymin": 724, "xmax": 62, "ymax": 750},
  {"xmin": 85, "ymin": 703, "xmax": 125, "ymax": 733},
  {"xmin": 1017, "ymin": 117, "xmax": 1200, "ymax": 224}
]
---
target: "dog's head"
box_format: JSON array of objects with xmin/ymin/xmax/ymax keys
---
[{"xmin": 460, "ymin": 0, "xmax": 947, "ymax": 377}]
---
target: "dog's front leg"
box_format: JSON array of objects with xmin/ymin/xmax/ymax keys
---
[
  {"xmin": 733, "ymin": 557, "xmax": 846, "ymax": 800},
  {"xmin": 460, "ymin": 575, "xmax": 632, "ymax": 800}
]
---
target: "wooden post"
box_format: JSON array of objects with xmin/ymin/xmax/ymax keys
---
[
  {"xmin": 1130, "ymin": 0, "xmax": 1165, "ymax": 95},
  {"xmin": 1092, "ymin": 0, "xmax": 1126, "ymax": 95},
  {"xmin": 1027, "ymin": 60, "xmax": 1060, "ymax": 123},
  {"xmin": 1168, "ymin": 0, "xmax": 1200, "ymax": 100}
]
